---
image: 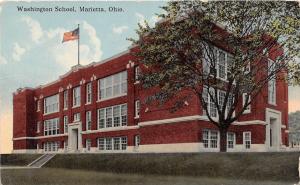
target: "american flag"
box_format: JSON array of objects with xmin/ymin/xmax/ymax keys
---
[{"xmin": 62, "ymin": 28, "xmax": 79, "ymax": 43}]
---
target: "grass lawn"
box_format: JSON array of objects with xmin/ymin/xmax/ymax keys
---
[{"xmin": 0, "ymin": 168, "xmax": 296, "ymax": 185}]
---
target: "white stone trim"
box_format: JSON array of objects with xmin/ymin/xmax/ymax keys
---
[
  {"xmin": 139, "ymin": 115, "xmax": 266, "ymax": 127},
  {"xmin": 91, "ymin": 74, "xmax": 97, "ymax": 81},
  {"xmin": 281, "ymin": 124, "xmax": 287, "ymax": 129},
  {"xmin": 232, "ymin": 120, "xmax": 266, "ymax": 126},
  {"xmin": 12, "ymin": 149, "xmax": 37, "ymax": 153},
  {"xmin": 139, "ymin": 115, "xmax": 206, "ymax": 127},
  {"xmin": 13, "ymin": 143, "xmax": 270, "ymax": 153},
  {"xmin": 82, "ymin": 126, "xmax": 139, "ymax": 134},
  {"xmin": 13, "ymin": 134, "xmax": 68, "ymax": 141},
  {"xmin": 265, "ymin": 108, "xmax": 282, "ymax": 151}
]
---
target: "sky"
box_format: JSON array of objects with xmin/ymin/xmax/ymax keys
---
[
  {"xmin": 0, "ymin": 1, "xmax": 167, "ymax": 154},
  {"xmin": 0, "ymin": 1, "xmax": 300, "ymax": 154}
]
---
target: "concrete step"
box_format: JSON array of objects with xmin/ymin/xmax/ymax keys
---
[{"xmin": 27, "ymin": 154, "xmax": 56, "ymax": 168}]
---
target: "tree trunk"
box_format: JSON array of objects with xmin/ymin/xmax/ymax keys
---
[{"xmin": 220, "ymin": 128, "xmax": 228, "ymax": 152}]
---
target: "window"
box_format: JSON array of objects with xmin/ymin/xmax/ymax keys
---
[
  {"xmin": 203, "ymin": 87, "xmax": 234, "ymax": 118},
  {"xmin": 135, "ymin": 66, "xmax": 141, "ymax": 82},
  {"xmin": 86, "ymin": 111, "xmax": 92, "ymax": 131},
  {"xmin": 242, "ymin": 93, "xmax": 251, "ymax": 113},
  {"xmin": 243, "ymin": 132, "xmax": 251, "ymax": 149},
  {"xmin": 44, "ymin": 94, "xmax": 59, "ymax": 114},
  {"xmin": 64, "ymin": 116, "xmax": 68, "ymax": 133},
  {"xmin": 227, "ymin": 132, "xmax": 235, "ymax": 149},
  {"xmin": 98, "ymin": 137, "xmax": 127, "ymax": 151},
  {"xmin": 44, "ymin": 141, "xmax": 59, "ymax": 152},
  {"xmin": 44, "ymin": 118, "xmax": 59, "ymax": 136},
  {"xmin": 64, "ymin": 140, "xmax": 68, "ymax": 151},
  {"xmin": 202, "ymin": 130, "xmax": 209, "ymax": 148},
  {"xmin": 98, "ymin": 138, "xmax": 105, "ymax": 150},
  {"xmin": 106, "ymin": 138, "xmax": 112, "ymax": 150},
  {"xmin": 98, "ymin": 71, "xmax": 127, "ymax": 100},
  {"xmin": 202, "ymin": 88, "xmax": 217, "ymax": 118},
  {"xmin": 202, "ymin": 130, "xmax": 218, "ymax": 149},
  {"xmin": 74, "ymin": 113, "xmax": 81, "ymax": 122},
  {"xmin": 218, "ymin": 50, "xmax": 226, "ymax": 79},
  {"xmin": 114, "ymin": 137, "xmax": 121, "ymax": 150},
  {"xmin": 86, "ymin": 82, "xmax": 92, "ymax": 104},
  {"xmin": 202, "ymin": 45, "xmax": 230, "ymax": 80},
  {"xmin": 135, "ymin": 100, "xmax": 140, "ymax": 118},
  {"xmin": 106, "ymin": 107, "xmax": 113, "ymax": 127},
  {"xmin": 268, "ymin": 60, "xmax": 276, "ymax": 105},
  {"xmin": 36, "ymin": 100, "xmax": 40, "ymax": 112},
  {"xmin": 73, "ymin": 86, "xmax": 81, "ymax": 107},
  {"xmin": 63, "ymin": 90, "xmax": 68, "ymax": 109},
  {"xmin": 134, "ymin": 135, "xmax": 140, "ymax": 148},
  {"xmin": 97, "ymin": 104, "xmax": 127, "ymax": 129},
  {"xmin": 210, "ymin": 131, "xmax": 218, "ymax": 148},
  {"xmin": 36, "ymin": 122, "xmax": 40, "ymax": 133},
  {"xmin": 86, "ymin": 139, "xmax": 91, "ymax": 151}
]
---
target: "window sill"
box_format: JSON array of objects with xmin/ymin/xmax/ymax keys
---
[
  {"xmin": 85, "ymin": 102, "xmax": 91, "ymax": 105},
  {"xmin": 134, "ymin": 116, "xmax": 140, "ymax": 119},
  {"xmin": 43, "ymin": 111, "xmax": 59, "ymax": 116},
  {"xmin": 243, "ymin": 110, "xmax": 251, "ymax": 114},
  {"xmin": 63, "ymin": 108, "xmax": 68, "ymax": 111},
  {"xmin": 72, "ymin": 105, "xmax": 81, "ymax": 109},
  {"xmin": 97, "ymin": 94, "xmax": 127, "ymax": 103},
  {"xmin": 268, "ymin": 102, "xmax": 277, "ymax": 106},
  {"xmin": 134, "ymin": 81, "xmax": 140, "ymax": 85}
]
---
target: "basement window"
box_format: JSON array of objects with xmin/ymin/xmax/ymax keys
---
[
  {"xmin": 202, "ymin": 130, "xmax": 218, "ymax": 149},
  {"xmin": 243, "ymin": 132, "xmax": 251, "ymax": 149}
]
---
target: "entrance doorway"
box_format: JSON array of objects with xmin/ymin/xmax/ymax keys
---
[
  {"xmin": 68, "ymin": 122, "xmax": 82, "ymax": 152},
  {"xmin": 269, "ymin": 118, "xmax": 277, "ymax": 148},
  {"xmin": 266, "ymin": 108, "xmax": 282, "ymax": 151},
  {"xmin": 72, "ymin": 129, "xmax": 79, "ymax": 150}
]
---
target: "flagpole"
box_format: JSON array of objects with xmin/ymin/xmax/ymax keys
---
[{"xmin": 78, "ymin": 24, "xmax": 80, "ymax": 65}]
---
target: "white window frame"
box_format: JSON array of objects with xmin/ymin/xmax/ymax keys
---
[
  {"xmin": 97, "ymin": 104, "xmax": 127, "ymax": 129},
  {"xmin": 203, "ymin": 87, "xmax": 234, "ymax": 119},
  {"xmin": 86, "ymin": 111, "xmax": 92, "ymax": 131},
  {"xmin": 73, "ymin": 86, "xmax": 81, "ymax": 107},
  {"xmin": 36, "ymin": 100, "xmax": 40, "ymax": 112},
  {"xmin": 134, "ymin": 66, "xmax": 141, "ymax": 83},
  {"xmin": 242, "ymin": 93, "xmax": 251, "ymax": 114},
  {"xmin": 86, "ymin": 139, "xmax": 91, "ymax": 151},
  {"xmin": 98, "ymin": 137, "xmax": 127, "ymax": 151},
  {"xmin": 74, "ymin": 113, "xmax": 81, "ymax": 122},
  {"xmin": 202, "ymin": 129, "xmax": 219, "ymax": 149},
  {"xmin": 63, "ymin": 116, "xmax": 68, "ymax": 134},
  {"xmin": 98, "ymin": 71, "xmax": 127, "ymax": 101},
  {"xmin": 134, "ymin": 135, "xmax": 140, "ymax": 148},
  {"xmin": 243, "ymin": 131, "xmax": 251, "ymax": 149},
  {"xmin": 135, "ymin": 100, "xmax": 140, "ymax": 118},
  {"xmin": 44, "ymin": 141, "xmax": 59, "ymax": 152},
  {"xmin": 44, "ymin": 94, "xmax": 59, "ymax": 114},
  {"xmin": 36, "ymin": 121, "xmax": 40, "ymax": 133},
  {"xmin": 202, "ymin": 45, "xmax": 230, "ymax": 81},
  {"xmin": 44, "ymin": 118, "xmax": 59, "ymax": 136},
  {"xmin": 227, "ymin": 132, "xmax": 235, "ymax": 149},
  {"xmin": 63, "ymin": 90, "xmax": 68, "ymax": 110},
  {"xmin": 86, "ymin": 82, "xmax": 92, "ymax": 104},
  {"xmin": 268, "ymin": 59, "xmax": 276, "ymax": 105}
]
